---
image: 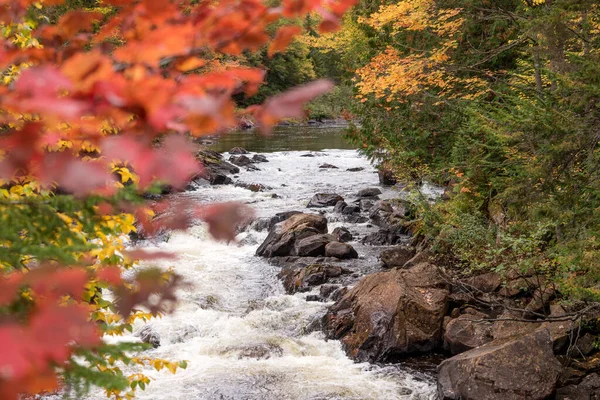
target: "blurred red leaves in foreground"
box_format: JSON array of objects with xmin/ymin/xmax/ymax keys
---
[{"xmin": 0, "ymin": 0, "xmax": 356, "ymax": 397}]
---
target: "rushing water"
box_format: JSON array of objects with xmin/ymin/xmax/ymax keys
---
[{"xmin": 84, "ymin": 127, "xmax": 437, "ymax": 400}]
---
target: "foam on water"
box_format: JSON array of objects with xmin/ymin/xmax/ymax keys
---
[{"xmin": 84, "ymin": 149, "xmax": 437, "ymax": 400}]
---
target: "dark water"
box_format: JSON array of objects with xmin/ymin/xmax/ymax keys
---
[{"xmin": 209, "ymin": 125, "xmax": 356, "ymax": 153}]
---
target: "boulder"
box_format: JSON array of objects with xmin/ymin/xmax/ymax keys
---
[
  {"xmin": 466, "ymin": 272, "xmax": 502, "ymax": 293},
  {"xmin": 235, "ymin": 182, "xmax": 270, "ymax": 192},
  {"xmin": 347, "ymin": 167, "xmax": 364, "ymax": 172},
  {"xmin": 380, "ymin": 246, "xmax": 416, "ymax": 268},
  {"xmin": 230, "ymin": 147, "xmax": 249, "ymax": 154},
  {"xmin": 295, "ymin": 234, "xmax": 336, "ymax": 257},
  {"xmin": 256, "ymin": 213, "xmax": 328, "ymax": 257},
  {"xmin": 333, "ymin": 201, "xmax": 347, "ymax": 213},
  {"xmin": 341, "ymin": 205, "xmax": 360, "ymax": 215},
  {"xmin": 443, "ymin": 310, "xmax": 493, "ymax": 355},
  {"xmin": 556, "ymin": 373, "xmax": 600, "ymax": 400},
  {"xmin": 362, "ymin": 229, "xmax": 405, "ymax": 246},
  {"xmin": 229, "ymin": 155, "xmax": 253, "ymax": 167},
  {"xmin": 575, "ymin": 333, "xmax": 596, "ymax": 357},
  {"xmin": 209, "ymin": 173, "xmax": 233, "ymax": 185},
  {"xmin": 359, "ymin": 199, "xmax": 375, "ymax": 211},
  {"xmin": 197, "ymin": 148, "xmax": 239, "ymax": 183},
  {"xmin": 137, "ymin": 325, "xmax": 160, "ymax": 348},
  {"xmin": 332, "ymin": 227, "xmax": 353, "ymax": 243},
  {"xmin": 279, "ymin": 264, "xmax": 345, "ymax": 294},
  {"xmin": 324, "ymin": 263, "xmax": 449, "ymax": 362},
  {"xmin": 369, "ymin": 200, "xmax": 409, "ymax": 231},
  {"xmin": 325, "ymin": 242, "xmax": 358, "ymax": 259},
  {"xmin": 307, "ymin": 193, "xmax": 344, "ymax": 208},
  {"xmin": 319, "ymin": 163, "xmax": 339, "ymax": 169},
  {"xmin": 252, "ymin": 154, "xmax": 268, "ymax": 163},
  {"xmin": 437, "ymin": 328, "xmax": 562, "ymax": 400},
  {"xmin": 357, "ymin": 188, "xmax": 382, "ymax": 198}
]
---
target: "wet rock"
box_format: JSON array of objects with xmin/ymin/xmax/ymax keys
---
[
  {"xmin": 229, "ymin": 147, "xmax": 249, "ymax": 154},
  {"xmin": 266, "ymin": 211, "xmax": 303, "ymax": 230},
  {"xmin": 295, "ymin": 234, "xmax": 336, "ymax": 257},
  {"xmin": 341, "ymin": 205, "xmax": 360, "ymax": 215},
  {"xmin": 333, "ymin": 200, "xmax": 347, "ymax": 213},
  {"xmin": 443, "ymin": 310, "xmax": 493, "ymax": 355},
  {"xmin": 231, "ymin": 343, "xmax": 283, "ymax": 360},
  {"xmin": 319, "ymin": 163, "xmax": 339, "ymax": 169},
  {"xmin": 331, "ymin": 286, "xmax": 348, "ymax": 301},
  {"xmin": 279, "ymin": 264, "xmax": 346, "ymax": 294},
  {"xmin": 380, "ymin": 246, "xmax": 416, "ymax": 268},
  {"xmin": 325, "ymin": 242, "xmax": 358, "ymax": 259},
  {"xmin": 307, "ymin": 193, "xmax": 344, "ymax": 208},
  {"xmin": 306, "ymin": 295, "xmax": 320, "ymax": 302},
  {"xmin": 324, "ymin": 263, "xmax": 449, "ymax": 362},
  {"xmin": 235, "ymin": 182, "xmax": 271, "ymax": 192},
  {"xmin": 369, "ymin": 200, "xmax": 410, "ymax": 231},
  {"xmin": 332, "ymin": 227, "xmax": 353, "ymax": 243},
  {"xmin": 229, "ymin": 155, "xmax": 254, "ymax": 167},
  {"xmin": 252, "ymin": 154, "xmax": 268, "ymax": 163},
  {"xmin": 378, "ymin": 168, "xmax": 397, "ymax": 186},
  {"xmin": 256, "ymin": 213, "xmax": 328, "ymax": 257},
  {"xmin": 437, "ymin": 328, "xmax": 562, "ymax": 400},
  {"xmin": 357, "ymin": 188, "xmax": 382, "ymax": 198},
  {"xmin": 362, "ymin": 229, "xmax": 405, "ymax": 246},
  {"xmin": 209, "ymin": 173, "xmax": 233, "ymax": 185},
  {"xmin": 345, "ymin": 215, "xmax": 369, "ymax": 224},
  {"xmin": 359, "ymin": 199, "xmax": 375, "ymax": 211},
  {"xmin": 346, "ymin": 167, "xmax": 364, "ymax": 172},
  {"xmin": 320, "ymin": 284, "xmax": 341, "ymax": 299},
  {"xmin": 556, "ymin": 373, "xmax": 600, "ymax": 400},
  {"xmin": 300, "ymin": 153, "xmax": 315, "ymax": 157},
  {"xmin": 137, "ymin": 325, "xmax": 160, "ymax": 348}
]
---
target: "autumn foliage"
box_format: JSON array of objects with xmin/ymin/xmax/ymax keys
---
[{"xmin": 0, "ymin": 0, "xmax": 355, "ymax": 398}]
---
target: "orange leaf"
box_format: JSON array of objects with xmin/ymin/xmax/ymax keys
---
[{"xmin": 268, "ymin": 25, "xmax": 302, "ymax": 57}]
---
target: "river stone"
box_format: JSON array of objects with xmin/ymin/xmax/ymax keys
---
[
  {"xmin": 137, "ymin": 325, "xmax": 160, "ymax": 348},
  {"xmin": 294, "ymin": 234, "xmax": 336, "ymax": 257},
  {"xmin": 437, "ymin": 328, "xmax": 562, "ymax": 400},
  {"xmin": 332, "ymin": 227, "xmax": 353, "ymax": 243},
  {"xmin": 357, "ymin": 187, "xmax": 382, "ymax": 198},
  {"xmin": 209, "ymin": 173, "xmax": 233, "ymax": 185},
  {"xmin": 556, "ymin": 373, "xmax": 600, "ymax": 400},
  {"xmin": 325, "ymin": 242, "xmax": 358, "ymax": 259},
  {"xmin": 347, "ymin": 167, "xmax": 364, "ymax": 172},
  {"xmin": 229, "ymin": 155, "xmax": 253, "ymax": 166},
  {"xmin": 319, "ymin": 163, "xmax": 339, "ymax": 169},
  {"xmin": 443, "ymin": 310, "xmax": 493, "ymax": 355},
  {"xmin": 380, "ymin": 246, "xmax": 416, "ymax": 268},
  {"xmin": 252, "ymin": 154, "xmax": 268, "ymax": 162},
  {"xmin": 362, "ymin": 229, "xmax": 405, "ymax": 246},
  {"xmin": 324, "ymin": 262, "xmax": 449, "ymax": 362},
  {"xmin": 256, "ymin": 213, "xmax": 328, "ymax": 257},
  {"xmin": 307, "ymin": 193, "xmax": 344, "ymax": 208},
  {"xmin": 341, "ymin": 205, "xmax": 360, "ymax": 215},
  {"xmin": 229, "ymin": 147, "xmax": 249, "ymax": 154},
  {"xmin": 279, "ymin": 264, "xmax": 345, "ymax": 293},
  {"xmin": 333, "ymin": 201, "xmax": 347, "ymax": 213}
]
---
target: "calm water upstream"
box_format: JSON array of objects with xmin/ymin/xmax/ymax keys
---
[{"xmin": 83, "ymin": 126, "xmax": 437, "ymax": 400}]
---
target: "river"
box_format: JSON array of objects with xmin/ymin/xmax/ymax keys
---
[{"xmin": 87, "ymin": 125, "xmax": 437, "ymax": 400}]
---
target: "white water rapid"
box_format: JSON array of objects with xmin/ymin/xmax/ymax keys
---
[{"xmin": 87, "ymin": 148, "xmax": 438, "ymax": 400}]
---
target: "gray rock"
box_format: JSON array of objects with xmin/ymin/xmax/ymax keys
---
[
  {"xmin": 437, "ymin": 328, "xmax": 562, "ymax": 400},
  {"xmin": 358, "ymin": 188, "xmax": 382, "ymax": 198},
  {"xmin": 252, "ymin": 154, "xmax": 268, "ymax": 162},
  {"xmin": 346, "ymin": 167, "xmax": 364, "ymax": 172},
  {"xmin": 341, "ymin": 205, "xmax": 360, "ymax": 215},
  {"xmin": 256, "ymin": 213, "xmax": 328, "ymax": 257},
  {"xmin": 319, "ymin": 163, "xmax": 339, "ymax": 169},
  {"xmin": 137, "ymin": 325, "xmax": 160, "ymax": 348},
  {"xmin": 230, "ymin": 147, "xmax": 249, "ymax": 154},
  {"xmin": 332, "ymin": 227, "xmax": 353, "ymax": 243},
  {"xmin": 307, "ymin": 193, "xmax": 344, "ymax": 208},
  {"xmin": 333, "ymin": 201, "xmax": 347, "ymax": 213},
  {"xmin": 229, "ymin": 154, "xmax": 253, "ymax": 166}
]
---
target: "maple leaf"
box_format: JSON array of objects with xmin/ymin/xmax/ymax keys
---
[
  {"xmin": 268, "ymin": 25, "xmax": 302, "ymax": 57},
  {"xmin": 253, "ymin": 79, "xmax": 334, "ymax": 131},
  {"xmin": 196, "ymin": 202, "xmax": 254, "ymax": 241}
]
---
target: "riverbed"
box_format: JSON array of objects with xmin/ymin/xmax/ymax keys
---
[{"xmin": 86, "ymin": 126, "xmax": 437, "ymax": 400}]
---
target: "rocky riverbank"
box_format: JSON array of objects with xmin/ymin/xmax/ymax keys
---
[{"xmin": 137, "ymin": 144, "xmax": 600, "ymax": 400}]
